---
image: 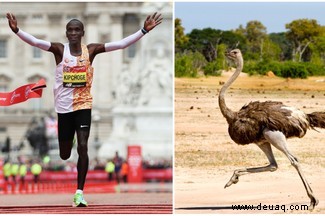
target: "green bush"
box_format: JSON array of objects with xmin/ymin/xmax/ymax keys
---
[
  {"xmin": 258, "ymin": 61, "xmax": 283, "ymax": 76},
  {"xmin": 243, "ymin": 60, "xmax": 258, "ymax": 75},
  {"xmin": 203, "ymin": 61, "xmax": 222, "ymax": 76},
  {"xmin": 303, "ymin": 62, "xmax": 325, "ymax": 76},
  {"xmin": 175, "ymin": 53, "xmax": 197, "ymax": 77},
  {"xmin": 280, "ymin": 62, "xmax": 308, "ymax": 78},
  {"xmin": 175, "ymin": 51, "xmax": 207, "ymax": 77},
  {"xmin": 175, "ymin": 48, "xmax": 325, "ymax": 78},
  {"xmin": 244, "ymin": 60, "xmax": 315, "ymax": 78}
]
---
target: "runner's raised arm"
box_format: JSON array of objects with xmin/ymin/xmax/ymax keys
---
[{"xmin": 6, "ymin": 13, "xmax": 51, "ymax": 51}]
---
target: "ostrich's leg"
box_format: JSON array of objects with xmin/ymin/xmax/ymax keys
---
[
  {"xmin": 263, "ymin": 129, "xmax": 319, "ymax": 210},
  {"xmin": 224, "ymin": 142, "xmax": 277, "ymax": 188}
]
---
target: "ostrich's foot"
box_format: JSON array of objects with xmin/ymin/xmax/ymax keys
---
[
  {"xmin": 224, "ymin": 172, "xmax": 239, "ymax": 188},
  {"xmin": 223, "ymin": 143, "xmax": 278, "ymax": 189},
  {"xmin": 224, "ymin": 164, "xmax": 276, "ymax": 189},
  {"xmin": 309, "ymin": 196, "xmax": 319, "ymax": 211}
]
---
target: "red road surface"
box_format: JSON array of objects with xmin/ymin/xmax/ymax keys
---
[
  {"xmin": 0, "ymin": 204, "xmax": 172, "ymax": 214},
  {"xmin": 0, "ymin": 189, "xmax": 172, "ymax": 214}
]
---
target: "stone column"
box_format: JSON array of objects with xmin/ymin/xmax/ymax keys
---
[
  {"xmin": 48, "ymin": 13, "xmax": 63, "ymax": 42},
  {"xmin": 98, "ymin": 2, "xmax": 173, "ymax": 162}
]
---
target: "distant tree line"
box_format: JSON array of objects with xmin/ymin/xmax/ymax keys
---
[{"xmin": 175, "ymin": 18, "xmax": 325, "ymax": 78}]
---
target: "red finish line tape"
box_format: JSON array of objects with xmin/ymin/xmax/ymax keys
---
[{"xmin": 0, "ymin": 79, "xmax": 46, "ymax": 106}]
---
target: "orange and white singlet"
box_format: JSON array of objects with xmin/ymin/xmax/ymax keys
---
[{"xmin": 54, "ymin": 44, "xmax": 93, "ymax": 113}]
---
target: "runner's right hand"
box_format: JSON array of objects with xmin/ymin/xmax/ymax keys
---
[{"xmin": 6, "ymin": 13, "xmax": 19, "ymax": 33}]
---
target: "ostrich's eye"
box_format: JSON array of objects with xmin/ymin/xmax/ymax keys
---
[{"xmin": 233, "ymin": 51, "xmax": 237, "ymax": 54}]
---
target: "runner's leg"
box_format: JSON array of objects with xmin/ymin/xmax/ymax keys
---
[
  {"xmin": 75, "ymin": 109, "xmax": 91, "ymax": 190},
  {"xmin": 57, "ymin": 112, "xmax": 75, "ymax": 160}
]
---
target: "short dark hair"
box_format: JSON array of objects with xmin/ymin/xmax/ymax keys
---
[{"xmin": 66, "ymin": 19, "xmax": 84, "ymax": 31}]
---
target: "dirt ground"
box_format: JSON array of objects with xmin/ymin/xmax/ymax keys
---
[
  {"xmin": 174, "ymin": 73, "xmax": 325, "ymax": 214},
  {"xmin": 0, "ymin": 192, "xmax": 172, "ymax": 214}
]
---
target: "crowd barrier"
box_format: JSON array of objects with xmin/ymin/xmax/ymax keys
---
[
  {"xmin": 1, "ymin": 180, "xmax": 118, "ymax": 194},
  {"xmin": 0, "ymin": 168, "xmax": 172, "ymax": 194}
]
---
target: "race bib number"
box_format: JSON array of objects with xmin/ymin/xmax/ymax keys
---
[{"xmin": 63, "ymin": 65, "xmax": 87, "ymax": 88}]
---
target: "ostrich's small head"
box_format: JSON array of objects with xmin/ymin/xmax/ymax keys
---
[{"xmin": 225, "ymin": 49, "xmax": 242, "ymax": 62}]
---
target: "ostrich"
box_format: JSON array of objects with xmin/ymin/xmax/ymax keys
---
[{"xmin": 219, "ymin": 49, "xmax": 325, "ymax": 210}]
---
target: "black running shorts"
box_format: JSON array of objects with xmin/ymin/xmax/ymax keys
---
[{"xmin": 57, "ymin": 109, "xmax": 92, "ymax": 142}]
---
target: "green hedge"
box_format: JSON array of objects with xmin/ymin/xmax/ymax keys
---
[
  {"xmin": 203, "ymin": 61, "xmax": 222, "ymax": 76},
  {"xmin": 244, "ymin": 60, "xmax": 325, "ymax": 78},
  {"xmin": 175, "ymin": 52, "xmax": 325, "ymax": 78},
  {"xmin": 175, "ymin": 52, "xmax": 207, "ymax": 77}
]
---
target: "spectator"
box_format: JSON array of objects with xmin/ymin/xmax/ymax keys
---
[
  {"xmin": 3, "ymin": 159, "xmax": 11, "ymax": 182},
  {"xmin": 113, "ymin": 151, "xmax": 123, "ymax": 184},
  {"xmin": 10, "ymin": 162, "xmax": 19, "ymax": 184},
  {"xmin": 120, "ymin": 160, "xmax": 129, "ymax": 183},
  {"xmin": 105, "ymin": 159, "xmax": 115, "ymax": 181},
  {"xmin": 31, "ymin": 160, "xmax": 42, "ymax": 183},
  {"xmin": 19, "ymin": 160, "xmax": 27, "ymax": 186}
]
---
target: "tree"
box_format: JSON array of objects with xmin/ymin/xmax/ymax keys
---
[
  {"xmin": 175, "ymin": 18, "xmax": 189, "ymax": 53},
  {"xmin": 306, "ymin": 26, "xmax": 325, "ymax": 65},
  {"xmin": 186, "ymin": 28, "xmax": 246, "ymax": 62},
  {"xmin": 245, "ymin": 20, "xmax": 267, "ymax": 43},
  {"xmin": 285, "ymin": 19, "xmax": 323, "ymax": 62},
  {"xmin": 260, "ymin": 38, "xmax": 282, "ymax": 61},
  {"xmin": 202, "ymin": 41, "xmax": 217, "ymax": 62},
  {"xmin": 242, "ymin": 20, "xmax": 268, "ymax": 60},
  {"xmin": 269, "ymin": 32, "xmax": 292, "ymax": 60},
  {"xmin": 215, "ymin": 30, "xmax": 247, "ymax": 52},
  {"xmin": 186, "ymin": 28, "xmax": 222, "ymax": 62}
]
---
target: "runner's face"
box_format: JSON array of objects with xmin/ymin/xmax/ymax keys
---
[{"xmin": 66, "ymin": 21, "xmax": 84, "ymax": 44}]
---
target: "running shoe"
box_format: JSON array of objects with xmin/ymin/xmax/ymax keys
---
[{"xmin": 73, "ymin": 193, "xmax": 88, "ymax": 207}]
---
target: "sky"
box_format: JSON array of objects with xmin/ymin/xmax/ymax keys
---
[{"xmin": 175, "ymin": 2, "xmax": 325, "ymax": 34}]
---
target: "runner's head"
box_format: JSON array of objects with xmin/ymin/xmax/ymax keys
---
[{"xmin": 66, "ymin": 19, "xmax": 84, "ymax": 44}]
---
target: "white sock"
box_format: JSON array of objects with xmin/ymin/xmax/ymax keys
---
[{"xmin": 76, "ymin": 189, "xmax": 83, "ymax": 194}]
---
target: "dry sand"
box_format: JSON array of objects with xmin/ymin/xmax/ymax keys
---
[{"xmin": 174, "ymin": 73, "xmax": 325, "ymax": 214}]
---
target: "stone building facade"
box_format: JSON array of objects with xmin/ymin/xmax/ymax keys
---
[{"xmin": 0, "ymin": 2, "xmax": 173, "ymax": 162}]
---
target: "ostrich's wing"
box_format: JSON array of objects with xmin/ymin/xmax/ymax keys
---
[{"xmin": 229, "ymin": 101, "xmax": 308, "ymax": 145}]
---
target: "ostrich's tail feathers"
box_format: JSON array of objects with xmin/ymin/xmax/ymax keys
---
[{"xmin": 307, "ymin": 112, "xmax": 325, "ymax": 129}]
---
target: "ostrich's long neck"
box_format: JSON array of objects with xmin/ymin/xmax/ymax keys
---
[{"xmin": 218, "ymin": 58, "xmax": 243, "ymax": 123}]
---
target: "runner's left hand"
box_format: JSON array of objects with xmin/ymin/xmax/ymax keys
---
[{"xmin": 143, "ymin": 12, "xmax": 163, "ymax": 32}]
